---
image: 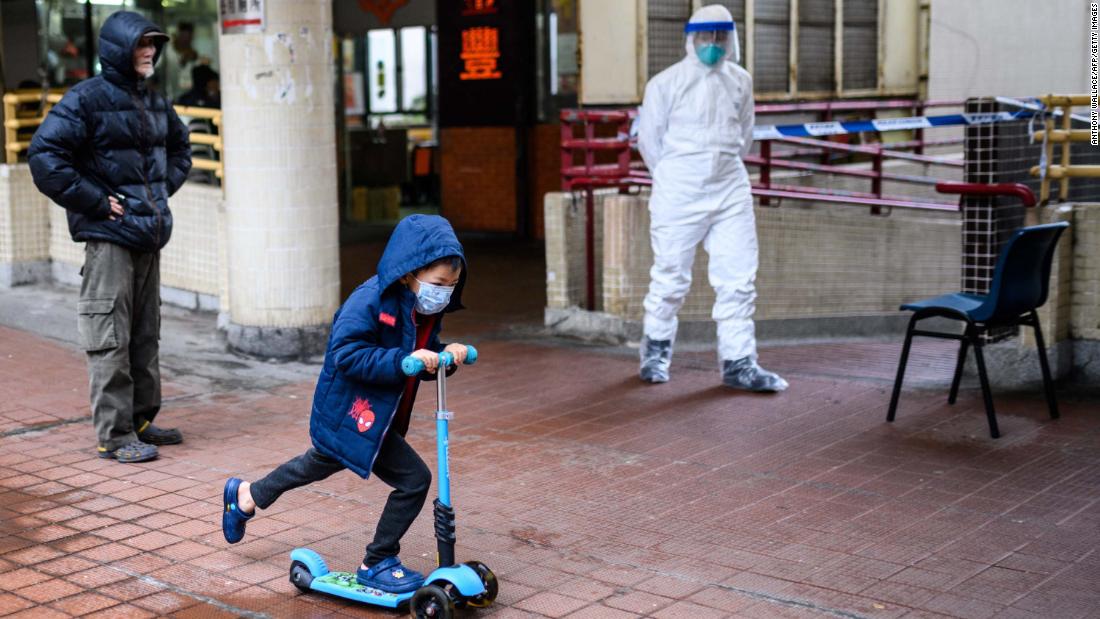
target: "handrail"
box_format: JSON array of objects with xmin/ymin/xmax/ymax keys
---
[
  {"xmin": 935, "ymin": 182, "xmax": 1036, "ymax": 207},
  {"xmin": 2, "ymin": 89, "xmax": 222, "ymax": 180},
  {"xmin": 1028, "ymin": 93, "xmax": 1095, "ymax": 203}
]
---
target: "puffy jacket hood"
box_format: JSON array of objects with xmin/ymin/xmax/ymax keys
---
[
  {"xmin": 99, "ymin": 11, "xmax": 167, "ymax": 86},
  {"xmin": 376, "ymin": 215, "xmax": 467, "ymax": 312}
]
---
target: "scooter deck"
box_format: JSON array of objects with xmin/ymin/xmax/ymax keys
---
[{"xmin": 307, "ymin": 571, "xmax": 414, "ymax": 607}]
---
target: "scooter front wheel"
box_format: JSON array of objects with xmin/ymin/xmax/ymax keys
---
[
  {"xmin": 463, "ymin": 561, "xmax": 498, "ymax": 608},
  {"xmin": 410, "ymin": 584, "xmax": 455, "ymax": 618}
]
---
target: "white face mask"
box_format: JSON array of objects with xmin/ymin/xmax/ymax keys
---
[{"xmin": 414, "ymin": 279, "xmax": 455, "ymax": 314}]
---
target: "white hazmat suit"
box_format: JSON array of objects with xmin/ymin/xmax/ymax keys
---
[{"xmin": 637, "ymin": 4, "xmax": 787, "ymax": 392}]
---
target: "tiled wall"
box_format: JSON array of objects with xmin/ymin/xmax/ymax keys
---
[
  {"xmin": 2, "ymin": 163, "xmax": 225, "ymax": 306},
  {"xmin": 440, "ymin": 127, "xmax": 518, "ymax": 233},
  {"xmin": 545, "ymin": 191, "xmax": 604, "ymax": 312},
  {"xmin": 48, "ymin": 183, "xmax": 223, "ymax": 300},
  {"xmin": 1072, "ymin": 204, "xmax": 1100, "ymax": 341},
  {"xmin": 0, "ymin": 165, "xmax": 49, "ymax": 279},
  {"xmin": 441, "ymin": 124, "xmax": 562, "ymax": 238},
  {"xmin": 160, "ymin": 184, "xmax": 223, "ymax": 298}
]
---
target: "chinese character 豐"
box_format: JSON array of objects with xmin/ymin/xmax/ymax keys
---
[
  {"xmin": 463, "ymin": 0, "xmax": 497, "ymax": 15},
  {"xmin": 460, "ymin": 26, "xmax": 502, "ymax": 81}
]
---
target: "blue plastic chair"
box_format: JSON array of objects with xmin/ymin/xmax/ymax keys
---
[{"xmin": 886, "ymin": 222, "xmax": 1070, "ymax": 438}]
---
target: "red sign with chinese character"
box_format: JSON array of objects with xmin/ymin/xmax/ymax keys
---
[
  {"xmin": 460, "ymin": 26, "xmax": 503, "ymax": 80},
  {"xmin": 438, "ymin": 0, "xmax": 535, "ymax": 127}
]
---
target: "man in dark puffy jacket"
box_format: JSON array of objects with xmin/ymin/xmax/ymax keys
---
[{"xmin": 28, "ymin": 11, "xmax": 192, "ymax": 463}]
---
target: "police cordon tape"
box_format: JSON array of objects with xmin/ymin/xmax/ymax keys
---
[{"xmin": 751, "ymin": 109, "xmax": 1037, "ymax": 141}]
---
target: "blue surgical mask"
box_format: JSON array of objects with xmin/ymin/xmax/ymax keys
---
[
  {"xmin": 414, "ymin": 279, "xmax": 455, "ymax": 315},
  {"xmin": 696, "ymin": 43, "xmax": 725, "ymax": 66}
]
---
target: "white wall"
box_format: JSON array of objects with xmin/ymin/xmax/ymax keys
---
[
  {"xmin": 579, "ymin": 0, "xmax": 645, "ymax": 104},
  {"xmin": 929, "ymin": 0, "xmax": 1090, "ymax": 100}
]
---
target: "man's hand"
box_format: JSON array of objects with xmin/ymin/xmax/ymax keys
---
[
  {"xmin": 107, "ymin": 195, "xmax": 125, "ymax": 221},
  {"xmin": 443, "ymin": 343, "xmax": 468, "ymax": 366},
  {"xmin": 410, "ymin": 349, "xmax": 439, "ymax": 374}
]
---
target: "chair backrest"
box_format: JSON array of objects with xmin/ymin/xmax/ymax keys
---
[{"xmin": 974, "ymin": 222, "xmax": 1070, "ymax": 323}]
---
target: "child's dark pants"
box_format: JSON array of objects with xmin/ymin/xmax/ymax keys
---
[{"xmin": 249, "ymin": 433, "xmax": 432, "ymax": 567}]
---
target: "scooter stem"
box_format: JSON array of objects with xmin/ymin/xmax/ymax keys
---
[{"xmin": 434, "ymin": 352, "xmax": 456, "ymax": 567}]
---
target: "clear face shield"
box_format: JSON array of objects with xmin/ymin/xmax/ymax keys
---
[{"xmin": 685, "ymin": 19, "xmax": 738, "ymax": 66}]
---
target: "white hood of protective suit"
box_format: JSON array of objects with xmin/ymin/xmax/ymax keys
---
[{"xmin": 684, "ymin": 4, "xmax": 740, "ymax": 66}]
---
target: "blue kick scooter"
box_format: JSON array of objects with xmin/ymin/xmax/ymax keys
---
[{"xmin": 288, "ymin": 346, "xmax": 497, "ymax": 618}]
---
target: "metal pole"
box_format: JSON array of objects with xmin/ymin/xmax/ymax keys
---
[
  {"xmin": 760, "ymin": 140, "xmax": 771, "ymax": 207},
  {"xmin": 585, "ymin": 186, "xmax": 595, "ymax": 310},
  {"xmin": 871, "ymin": 143, "xmax": 883, "ymax": 214}
]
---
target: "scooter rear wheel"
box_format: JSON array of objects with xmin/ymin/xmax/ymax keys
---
[
  {"xmin": 289, "ymin": 560, "xmax": 313, "ymax": 593},
  {"xmin": 410, "ymin": 584, "xmax": 454, "ymax": 618}
]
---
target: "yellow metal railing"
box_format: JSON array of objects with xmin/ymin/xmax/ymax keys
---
[
  {"xmin": 1029, "ymin": 94, "xmax": 1099, "ymax": 203},
  {"xmin": 2, "ymin": 89, "xmax": 223, "ymax": 180}
]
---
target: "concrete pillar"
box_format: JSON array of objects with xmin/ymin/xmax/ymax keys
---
[{"xmin": 219, "ymin": 0, "xmax": 340, "ymax": 357}]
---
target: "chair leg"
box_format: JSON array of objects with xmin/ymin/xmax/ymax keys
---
[
  {"xmin": 887, "ymin": 315, "xmax": 919, "ymax": 422},
  {"xmin": 948, "ymin": 329, "xmax": 971, "ymax": 405},
  {"xmin": 1029, "ymin": 310, "xmax": 1060, "ymax": 420},
  {"xmin": 971, "ymin": 339, "xmax": 1001, "ymax": 439}
]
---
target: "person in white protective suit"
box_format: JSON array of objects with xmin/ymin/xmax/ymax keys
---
[{"xmin": 637, "ymin": 4, "xmax": 787, "ymax": 392}]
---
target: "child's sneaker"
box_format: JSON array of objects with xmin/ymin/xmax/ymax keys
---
[
  {"xmin": 356, "ymin": 557, "xmax": 424, "ymax": 593},
  {"xmin": 222, "ymin": 477, "xmax": 253, "ymax": 544}
]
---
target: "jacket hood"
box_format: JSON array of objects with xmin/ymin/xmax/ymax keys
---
[
  {"xmin": 99, "ymin": 11, "xmax": 167, "ymax": 85},
  {"xmin": 376, "ymin": 215, "xmax": 467, "ymax": 312}
]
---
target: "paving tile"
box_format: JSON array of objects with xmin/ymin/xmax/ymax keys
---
[
  {"xmin": 0, "ymin": 567, "xmax": 52, "ymax": 590},
  {"xmin": 0, "ymin": 593, "xmax": 35, "ymax": 616},
  {"xmin": 129, "ymin": 591, "xmax": 198, "ymax": 615},
  {"xmin": 2, "ymin": 319, "xmax": 1098, "ymax": 619},
  {"xmin": 3, "ymin": 545, "xmax": 64, "ymax": 566},
  {"xmin": 83, "ymin": 604, "xmax": 156, "ymax": 619},
  {"xmin": 562, "ymin": 605, "xmax": 640, "ymax": 619},
  {"xmin": 49, "ymin": 591, "xmax": 120, "ymax": 616},
  {"xmin": 513, "ymin": 592, "xmax": 591, "ymax": 617},
  {"xmin": 12, "ymin": 578, "xmax": 84, "ymax": 604},
  {"xmin": 651, "ymin": 600, "xmax": 729, "ymax": 618}
]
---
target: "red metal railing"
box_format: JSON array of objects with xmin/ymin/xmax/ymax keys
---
[
  {"xmin": 934, "ymin": 182, "xmax": 1037, "ymax": 208},
  {"xmin": 560, "ymin": 109, "xmax": 652, "ymax": 310},
  {"xmin": 559, "ymin": 99, "xmax": 968, "ymax": 309}
]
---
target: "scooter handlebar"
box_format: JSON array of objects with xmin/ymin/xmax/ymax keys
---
[{"xmin": 400, "ymin": 345, "xmax": 478, "ymax": 376}]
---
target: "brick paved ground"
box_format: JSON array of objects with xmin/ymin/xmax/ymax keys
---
[{"xmin": 1, "ymin": 277, "xmax": 1098, "ymax": 618}]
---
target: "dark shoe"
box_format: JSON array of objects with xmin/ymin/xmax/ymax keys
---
[
  {"xmin": 356, "ymin": 556, "xmax": 424, "ymax": 593},
  {"xmin": 97, "ymin": 440, "xmax": 158, "ymax": 463},
  {"xmin": 722, "ymin": 357, "xmax": 789, "ymax": 393},
  {"xmin": 222, "ymin": 477, "xmax": 253, "ymax": 544},
  {"xmin": 639, "ymin": 336, "xmax": 672, "ymax": 383},
  {"xmin": 137, "ymin": 419, "xmax": 183, "ymax": 445}
]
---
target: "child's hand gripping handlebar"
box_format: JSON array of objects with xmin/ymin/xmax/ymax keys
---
[{"xmin": 401, "ymin": 345, "xmax": 479, "ymax": 377}]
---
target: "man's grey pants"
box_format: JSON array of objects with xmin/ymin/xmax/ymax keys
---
[{"xmin": 79, "ymin": 241, "xmax": 161, "ymax": 451}]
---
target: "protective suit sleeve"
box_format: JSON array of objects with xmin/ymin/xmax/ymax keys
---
[
  {"xmin": 638, "ymin": 79, "xmax": 668, "ymax": 171},
  {"xmin": 739, "ymin": 72, "xmax": 755, "ymax": 160}
]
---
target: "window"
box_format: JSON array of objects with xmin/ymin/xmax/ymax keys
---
[
  {"xmin": 359, "ymin": 26, "xmax": 433, "ymax": 120},
  {"xmin": 537, "ymin": 0, "xmax": 578, "ymax": 120},
  {"xmin": 644, "ymin": 0, "xmax": 881, "ymax": 98}
]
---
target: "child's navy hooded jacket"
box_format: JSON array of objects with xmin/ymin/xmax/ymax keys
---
[{"xmin": 310, "ymin": 215, "xmax": 466, "ymax": 478}]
